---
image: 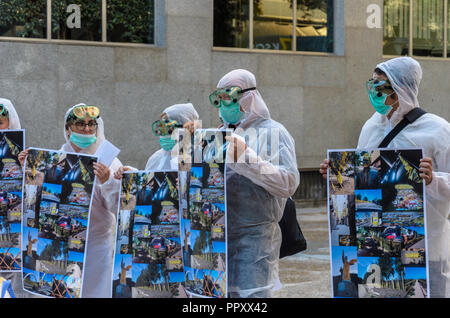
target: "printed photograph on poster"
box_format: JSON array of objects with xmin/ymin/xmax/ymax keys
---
[
  {"xmin": 329, "ymin": 194, "xmax": 356, "ymax": 246},
  {"xmin": 328, "ymin": 151, "xmax": 355, "ymax": 195},
  {"xmin": 179, "ymin": 129, "xmax": 230, "ymax": 298},
  {"xmin": 21, "ymin": 148, "xmax": 97, "ymax": 298},
  {"xmin": 112, "ymin": 170, "xmax": 185, "ymax": 298},
  {"xmin": 379, "ymin": 150, "xmax": 424, "ymax": 212},
  {"xmin": 328, "ymin": 148, "xmax": 428, "ymax": 298},
  {"xmin": 0, "ymin": 130, "xmax": 24, "ymax": 272},
  {"xmin": 331, "ymin": 246, "xmax": 358, "ymax": 298}
]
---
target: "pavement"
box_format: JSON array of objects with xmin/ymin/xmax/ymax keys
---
[{"xmin": 274, "ymin": 206, "xmax": 332, "ymax": 298}]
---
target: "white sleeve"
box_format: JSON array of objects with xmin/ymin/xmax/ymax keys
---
[
  {"xmin": 427, "ymin": 171, "xmax": 450, "ymax": 203},
  {"xmin": 228, "ymin": 146, "xmax": 300, "ymax": 198},
  {"xmin": 98, "ymin": 158, "xmax": 122, "ymax": 214},
  {"xmin": 426, "ymin": 132, "xmax": 450, "ymax": 204}
]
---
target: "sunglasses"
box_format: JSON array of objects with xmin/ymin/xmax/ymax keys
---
[
  {"xmin": 151, "ymin": 118, "xmax": 183, "ymax": 136},
  {"xmin": 209, "ymin": 86, "xmax": 256, "ymax": 108}
]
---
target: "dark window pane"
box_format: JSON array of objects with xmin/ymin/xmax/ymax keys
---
[
  {"xmin": 52, "ymin": 0, "xmax": 102, "ymax": 41},
  {"xmin": 213, "ymin": 0, "xmax": 249, "ymax": 48},
  {"xmin": 254, "ymin": 0, "xmax": 293, "ymax": 51},
  {"xmin": 383, "ymin": 0, "xmax": 410, "ymax": 56},
  {"xmin": 107, "ymin": 0, "xmax": 154, "ymax": 44},
  {"xmin": 0, "ymin": 0, "xmax": 46, "ymax": 38},
  {"xmin": 412, "ymin": 0, "xmax": 444, "ymax": 57},
  {"xmin": 296, "ymin": 0, "xmax": 334, "ymax": 53}
]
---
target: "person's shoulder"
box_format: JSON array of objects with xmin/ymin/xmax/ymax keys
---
[
  {"xmin": 421, "ymin": 112, "xmax": 449, "ymax": 125},
  {"xmin": 257, "ymin": 118, "xmax": 289, "ymax": 132},
  {"xmin": 412, "ymin": 112, "xmax": 450, "ymax": 133}
]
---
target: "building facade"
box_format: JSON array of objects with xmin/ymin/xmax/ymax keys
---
[{"xmin": 0, "ymin": 0, "xmax": 449, "ymax": 200}]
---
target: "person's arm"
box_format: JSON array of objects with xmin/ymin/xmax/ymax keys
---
[
  {"xmin": 427, "ymin": 171, "xmax": 450, "ymax": 202},
  {"xmin": 97, "ymin": 159, "xmax": 122, "ymax": 213},
  {"xmin": 226, "ymin": 131, "xmax": 300, "ymax": 198}
]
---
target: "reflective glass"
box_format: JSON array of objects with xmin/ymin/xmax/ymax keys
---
[
  {"xmin": 253, "ymin": 0, "xmax": 293, "ymax": 51},
  {"xmin": 0, "ymin": 0, "xmax": 46, "ymax": 38},
  {"xmin": 383, "ymin": 0, "xmax": 410, "ymax": 55},
  {"xmin": 412, "ymin": 0, "xmax": 444, "ymax": 57},
  {"xmin": 52, "ymin": 0, "xmax": 102, "ymax": 41},
  {"xmin": 214, "ymin": 0, "xmax": 250, "ymax": 48},
  {"xmin": 107, "ymin": 0, "xmax": 154, "ymax": 44},
  {"xmin": 296, "ymin": 0, "xmax": 333, "ymax": 53}
]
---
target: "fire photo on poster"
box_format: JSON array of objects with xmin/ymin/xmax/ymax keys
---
[
  {"xmin": 21, "ymin": 148, "xmax": 96, "ymax": 298},
  {"xmin": 0, "ymin": 130, "xmax": 24, "ymax": 273},
  {"xmin": 328, "ymin": 148, "xmax": 429, "ymax": 298},
  {"xmin": 112, "ymin": 170, "xmax": 186, "ymax": 298}
]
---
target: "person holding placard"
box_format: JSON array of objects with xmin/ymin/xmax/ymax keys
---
[
  {"xmin": 19, "ymin": 103, "xmax": 122, "ymax": 298},
  {"xmin": 319, "ymin": 57, "xmax": 450, "ymax": 297}
]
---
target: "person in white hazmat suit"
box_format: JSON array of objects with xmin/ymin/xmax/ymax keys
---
[
  {"xmin": 19, "ymin": 103, "xmax": 122, "ymax": 298},
  {"xmin": 114, "ymin": 103, "xmax": 199, "ymax": 178},
  {"xmin": 210, "ymin": 69, "xmax": 300, "ymax": 297},
  {"xmin": 0, "ymin": 98, "xmax": 32, "ymax": 298},
  {"xmin": 320, "ymin": 57, "xmax": 450, "ymax": 298}
]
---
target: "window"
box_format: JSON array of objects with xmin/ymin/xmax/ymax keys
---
[
  {"xmin": 0, "ymin": 0, "xmax": 47, "ymax": 38},
  {"xmin": 0, "ymin": 0, "xmax": 155, "ymax": 45},
  {"xmin": 214, "ymin": 0, "xmax": 334, "ymax": 53},
  {"xmin": 384, "ymin": 0, "xmax": 450, "ymax": 58}
]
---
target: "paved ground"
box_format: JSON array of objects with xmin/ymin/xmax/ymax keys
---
[{"xmin": 274, "ymin": 206, "xmax": 332, "ymax": 298}]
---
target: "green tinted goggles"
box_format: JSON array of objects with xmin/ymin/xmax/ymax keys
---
[
  {"xmin": 0, "ymin": 104, "xmax": 9, "ymax": 118},
  {"xmin": 151, "ymin": 118, "xmax": 182, "ymax": 136},
  {"xmin": 209, "ymin": 86, "xmax": 256, "ymax": 108},
  {"xmin": 366, "ymin": 78, "xmax": 394, "ymax": 98}
]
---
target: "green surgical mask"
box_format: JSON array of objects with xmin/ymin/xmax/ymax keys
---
[
  {"xmin": 366, "ymin": 79, "xmax": 395, "ymax": 115},
  {"xmin": 70, "ymin": 131, "xmax": 97, "ymax": 149},
  {"xmin": 368, "ymin": 93, "xmax": 392, "ymax": 115},
  {"xmin": 159, "ymin": 136, "xmax": 176, "ymax": 151},
  {"xmin": 219, "ymin": 101, "xmax": 244, "ymax": 125}
]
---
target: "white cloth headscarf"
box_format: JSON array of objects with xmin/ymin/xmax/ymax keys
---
[
  {"xmin": 61, "ymin": 103, "xmax": 106, "ymax": 155},
  {"xmin": 217, "ymin": 69, "xmax": 270, "ymax": 129},
  {"xmin": 0, "ymin": 98, "xmax": 21, "ymax": 129}
]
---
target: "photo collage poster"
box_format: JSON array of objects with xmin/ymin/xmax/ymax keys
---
[
  {"xmin": 328, "ymin": 148, "xmax": 428, "ymax": 298},
  {"xmin": 112, "ymin": 170, "xmax": 185, "ymax": 298},
  {"xmin": 22, "ymin": 148, "xmax": 97, "ymax": 298},
  {"xmin": 0, "ymin": 130, "xmax": 25, "ymax": 273},
  {"xmin": 178, "ymin": 129, "xmax": 231, "ymax": 298}
]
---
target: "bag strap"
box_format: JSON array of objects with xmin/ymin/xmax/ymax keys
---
[{"xmin": 378, "ymin": 108, "xmax": 427, "ymax": 148}]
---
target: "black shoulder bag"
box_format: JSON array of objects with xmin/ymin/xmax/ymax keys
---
[
  {"xmin": 279, "ymin": 197, "xmax": 307, "ymax": 258},
  {"xmin": 378, "ymin": 108, "xmax": 427, "ymax": 147}
]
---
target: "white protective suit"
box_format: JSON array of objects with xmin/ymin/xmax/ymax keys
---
[
  {"xmin": 358, "ymin": 57, "xmax": 450, "ymax": 298},
  {"xmin": 61, "ymin": 103, "xmax": 122, "ymax": 298},
  {"xmin": 218, "ymin": 69, "xmax": 300, "ymax": 297},
  {"xmin": 145, "ymin": 103, "xmax": 199, "ymax": 171},
  {"xmin": 0, "ymin": 98, "xmax": 28, "ymax": 298}
]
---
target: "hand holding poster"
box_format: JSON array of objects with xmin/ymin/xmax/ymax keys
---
[
  {"xmin": 0, "ymin": 130, "xmax": 25, "ymax": 273},
  {"xmin": 21, "ymin": 148, "xmax": 97, "ymax": 298},
  {"xmin": 328, "ymin": 148, "xmax": 428, "ymax": 298}
]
